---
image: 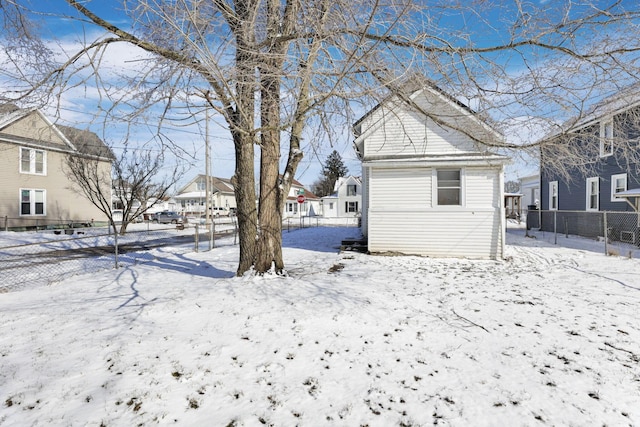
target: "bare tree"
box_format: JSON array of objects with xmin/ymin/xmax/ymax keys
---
[
  {"xmin": 3, "ymin": 1, "xmax": 640, "ymax": 275},
  {"xmin": 65, "ymin": 140, "xmax": 184, "ymax": 235},
  {"xmin": 312, "ymin": 150, "xmax": 349, "ymax": 197}
]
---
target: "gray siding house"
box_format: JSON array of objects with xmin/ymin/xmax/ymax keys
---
[{"xmin": 540, "ymin": 90, "xmax": 640, "ymax": 213}]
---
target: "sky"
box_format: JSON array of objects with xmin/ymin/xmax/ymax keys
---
[
  {"xmin": 1, "ymin": 222, "xmax": 639, "ymax": 425},
  {"xmin": 5, "ymin": 1, "xmax": 640, "ymax": 188}
]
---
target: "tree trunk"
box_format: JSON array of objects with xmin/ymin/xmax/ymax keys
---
[
  {"xmin": 254, "ymin": 71, "xmax": 284, "ymax": 274},
  {"xmin": 231, "ymin": 15, "xmax": 258, "ymax": 276},
  {"xmin": 233, "ymin": 131, "xmax": 258, "ymax": 276}
]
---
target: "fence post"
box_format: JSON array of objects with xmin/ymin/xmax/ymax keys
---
[
  {"xmin": 603, "ymin": 212, "xmax": 608, "ymax": 256},
  {"xmin": 195, "ymin": 224, "xmax": 199, "ymax": 252},
  {"xmin": 211, "ymin": 220, "xmax": 215, "ymax": 249},
  {"xmin": 553, "ymin": 211, "xmax": 557, "ymax": 245},
  {"xmin": 114, "ymin": 230, "xmax": 119, "ymax": 269},
  {"xmin": 4, "ymin": 215, "xmax": 7, "ymax": 232}
]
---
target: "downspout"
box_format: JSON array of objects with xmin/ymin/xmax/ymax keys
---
[{"xmin": 498, "ymin": 164, "xmax": 505, "ymax": 260}]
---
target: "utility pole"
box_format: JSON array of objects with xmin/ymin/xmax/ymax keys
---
[{"xmin": 205, "ymin": 107, "xmax": 214, "ymax": 250}]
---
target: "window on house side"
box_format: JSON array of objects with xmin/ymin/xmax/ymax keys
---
[
  {"xmin": 600, "ymin": 120, "xmax": 614, "ymax": 157},
  {"xmin": 345, "ymin": 201, "xmax": 359, "ymax": 213},
  {"xmin": 549, "ymin": 181, "xmax": 558, "ymax": 210},
  {"xmin": 586, "ymin": 177, "xmax": 599, "ymax": 211},
  {"xmin": 611, "ymin": 173, "xmax": 627, "ymax": 202},
  {"xmin": 20, "ymin": 189, "xmax": 45, "ymax": 216},
  {"xmin": 436, "ymin": 169, "xmax": 461, "ymax": 206},
  {"xmin": 20, "ymin": 147, "xmax": 46, "ymax": 175},
  {"xmin": 347, "ymin": 185, "xmax": 357, "ymax": 196}
]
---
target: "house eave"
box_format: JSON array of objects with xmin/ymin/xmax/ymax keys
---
[{"xmin": 362, "ymin": 154, "xmax": 509, "ymax": 169}]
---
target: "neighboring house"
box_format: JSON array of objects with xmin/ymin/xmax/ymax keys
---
[
  {"xmin": 283, "ymin": 178, "xmax": 320, "ymax": 218},
  {"xmin": 321, "ymin": 175, "xmax": 362, "ymax": 218},
  {"xmin": 519, "ymin": 174, "xmax": 540, "ymax": 210},
  {"xmin": 174, "ymin": 174, "xmax": 236, "ymax": 216},
  {"xmin": 0, "ymin": 104, "xmax": 112, "ymax": 229},
  {"xmin": 539, "ymin": 89, "xmax": 640, "ymax": 213},
  {"xmin": 353, "ymin": 81, "xmax": 508, "ymax": 259}
]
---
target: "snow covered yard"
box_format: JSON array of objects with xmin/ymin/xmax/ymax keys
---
[{"xmin": 1, "ymin": 226, "xmax": 639, "ymax": 426}]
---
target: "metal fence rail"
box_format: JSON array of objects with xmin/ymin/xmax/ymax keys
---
[
  {"xmin": 0, "ymin": 223, "xmax": 237, "ymax": 293},
  {"xmin": 526, "ymin": 209, "xmax": 640, "ymax": 256}
]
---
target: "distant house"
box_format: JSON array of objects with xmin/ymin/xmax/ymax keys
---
[
  {"xmin": 519, "ymin": 174, "xmax": 540, "ymax": 211},
  {"xmin": 540, "ymin": 89, "xmax": 640, "ymax": 213},
  {"xmin": 321, "ymin": 175, "xmax": 362, "ymax": 218},
  {"xmin": 0, "ymin": 104, "xmax": 112, "ymax": 229},
  {"xmin": 283, "ymin": 178, "xmax": 320, "ymax": 218},
  {"xmin": 353, "ymin": 81, "xmax": 508, "ymax": 259},
  {"xmin": 174, "ymin": 174, "xmax": 236, "ymax": 216}
]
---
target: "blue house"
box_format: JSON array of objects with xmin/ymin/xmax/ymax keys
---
[{"xmin": 540, "ymin": 90, "xmax": 640, "ymax": 213}]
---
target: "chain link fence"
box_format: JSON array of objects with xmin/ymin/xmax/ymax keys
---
[
  {"xmin": 526, "ymin": 209, "xmax": 640, "ymax": 257},
  {"xmin": 0, "ymin": 222, "xmax": 238, "ymax": 293}
]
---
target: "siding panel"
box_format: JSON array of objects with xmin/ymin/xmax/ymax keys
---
[
  {"xmin": 369, "ymin": 167, "xmax": 431, "ymax": 208},
  {"xmin": 368, "ymin": 209, "xmax": 501, "ymax": 259}
]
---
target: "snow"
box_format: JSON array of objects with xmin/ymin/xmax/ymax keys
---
[{"xmin": 1, "ymin": 224, "xmax": 639, "ymax": 426}]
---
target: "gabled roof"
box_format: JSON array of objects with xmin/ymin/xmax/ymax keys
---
[
  {"xmin": 56, "ymin": 124, "xmax": 114, "ymax": 159},
  {"xmin": 286, "ymin": 176, "xmax": 319, "ymax": 200},
  {"xmin": 177, "ymin": 174, "xmax": 235, "ymax": 195},
  {"xmin": 353, "ymin": 77, "xmax": 503, "ymax": 145},
  {"xmin": 0, "ymin": 103, "xmax": 113, "ymax": 160},
  {"xmin": 333, "ymin": 175, "xmax": 362, "ymax": 192},
  {"xmin": 558, "ymin": 83, "xmax": 640, "ymax": 134}
]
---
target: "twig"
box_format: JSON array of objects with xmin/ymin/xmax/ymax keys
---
[{"xmin": 451, "ymin": 308, "xmax": 490, "ymax": 333}]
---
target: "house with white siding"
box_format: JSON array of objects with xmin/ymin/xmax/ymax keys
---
[
  {"xmin": 283, "ymin": 178, "xmax": 320, "ymax": 218},
  {"xmin": 321, "ymin": 175, "xmax": 362, "ymax": 218},
  {"xmin": 353, "ymin": 82, "xmax": 508, "ymax": 259}
]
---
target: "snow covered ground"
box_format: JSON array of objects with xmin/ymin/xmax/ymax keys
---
[{"xmin": 1, "ymin": 224, "xmax": 639, "ymax": 426}]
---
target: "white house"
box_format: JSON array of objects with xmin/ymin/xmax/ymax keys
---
[
  {"xmin": 321, "ymin": 175, "xmax": 362, "ymax": 218},
  {"xmin": 174, "ymin": 175, "xmax": 236, "ymax": 216},
  {"xmin": 519, "ymin": 174, "xmax": 540, "ymax": 210},
  {"xmin": 353, "ymin": 82, "xmax": 508, "ymax": 259},
  {"xmin": 283, "ymin": 178, "xmax": 321, "ymax": 218}
]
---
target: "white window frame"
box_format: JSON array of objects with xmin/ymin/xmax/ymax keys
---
[
  {"xmin": 599, "ymin": 119, "xmax": 614, "ymax": 157},
  {"xmin": 20, "ymin": 147, "xmax": 47, "ymax": 175},
  {"xmin": 549, "ymin": 181, "xmax": 558, "ymax": 211},
  {"xmin": 585, "ymin": 177, "xmax": 599, "ymax": 211},
  {"xmin": 346, "ymin": 184, "xmax": 357, "ymax": 196},
  {"xmin": 611, "ymin": 173, "xmax": 627, "ymax": 202},
  {"xmin": 20, "ymin": 188, "xmax": 46, "ymax": 216},
  {"xmin": 434, "ymin": 168, "xmax": 464, "ymax": 207}
]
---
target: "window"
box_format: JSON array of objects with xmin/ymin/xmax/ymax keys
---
[
  {"xmin": 345, "ymin": 201, "xmax": 359, "ymax": 213},
  {"xmin": 600, "ymin": 119, "xmax": 614, "ymax": 157},
  {"xmin": 347, "ymin": 185, "xmax": 357, "ymax": 196},
  {"xmin": 196, "ymin": 180, "xmax": 206, "ymax": 191},
  {"xmin": 20, "ymin": 189, "xmax": 45, "ymax": 216},
  {"xmin": 549, "ymin": 181, "xmax": 558, "ymax": 210},
  {"xmin": 20, "ymin": 147, "xmax": 46, "ymax": 175},
  {"xmin": 586, "ymin": 177, "xmax": 599, "ymax": 211},
  {"xmin": 611, "ymin": 173, "xmax": 627, "ymax": 202},
  {"xmin": 329, "ymin": 202, "xmax": 334, "ymax": 210},
  {"xmin": 436, "ymin": 169, "xmax": 461, "ymax": 206}
]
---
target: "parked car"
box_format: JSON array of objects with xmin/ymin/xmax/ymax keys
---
[
  {"xmin": 152, "ymin": 211, "xmax": 184, "ymax": 224},
  {"xmin": 210, "ymin": 206, "xmax": 230, "ymax": 217}
]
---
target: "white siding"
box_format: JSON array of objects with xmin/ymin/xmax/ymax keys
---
[
  {"xmin": 369, "ymin": 167, "xmax": 431, "ymax": 209},
  {"xmin": 363, "ymin": 110, "xmax": 478, "ymax": 159},
  {"xmin": 367, "ymin": 209, "xmax": 501, "ymax": 259},
  {"xmin": 366, "ymin": 165, "xmax": 503, "ymax": 259},
  {"xmin": 465, "ymin": 168, "xmax": 500, "ymax": 208}
]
